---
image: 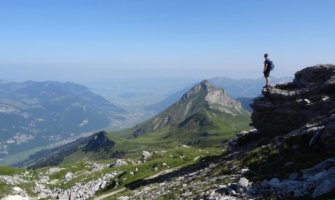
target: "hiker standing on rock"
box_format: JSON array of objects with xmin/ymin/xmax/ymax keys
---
[{"xmin": 263, "ymin": 53, "xmax": 273, "ymax": 88}]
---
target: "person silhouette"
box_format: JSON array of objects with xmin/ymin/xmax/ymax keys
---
[{"xmin": 263, "ymin": 53, "xmax": 271, "ymax": 88}]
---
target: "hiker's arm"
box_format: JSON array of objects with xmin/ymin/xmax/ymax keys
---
[{"xmin": 264, "ymin": 63, "xmax": 267, "ymax": 72}]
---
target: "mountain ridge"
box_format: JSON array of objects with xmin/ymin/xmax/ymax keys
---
[
  {"xmin": 132, "ymin": 80, "xmax": 250, "ymax": 139},
  {"xmin": 0, "ymin": 80, "xmax": 126, "ymax": 163},
  {"xmin": 145, "ymin": 76, "xmax": 292, "ymax": 113}
]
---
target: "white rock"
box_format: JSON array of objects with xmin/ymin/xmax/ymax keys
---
[
  {"xmin": 101, "ymin": 181, "xmax": 107, "ymax": 189},
  {"xmin": 142, "ymin": 151, "xmax": 153, "ymax": 161},
  {"xmin": 194, "ymin": 156, "xmax": 200, "ymax": 161},
  {"xmin": 240, "ymin": 168, "xmax": 250, "ymax": 174},
  {"xmin": 2, "ymin": 195, "xmax": 29, "ymax": 200},
  {"xmin": 92, "ymin": 182, "xmax": 101, "ymax": 191},
  {"xmin": 111, "ymin": 159, "xmax": 128, "ymax": 167},
  {"xmin": 46, "ymin": 167, "xmax": 65, "ymax": 175},
  {"xmin": 161, "ymin": 163, "xmax": 169, "ymax": 168},
  {"xmin": 65, "ymin": 172, "xmax": 73, "ymax": 181},
  {"xmin": 12, "ymin": 187, "xmax": 23, "ymax": 193},
  {"xmin": 238, "ymin": 177, "xmax": 249, "ymax": 188},
  {"xmin": 117, "ymin": 196, "xmax": 129, "ymax": 200}
]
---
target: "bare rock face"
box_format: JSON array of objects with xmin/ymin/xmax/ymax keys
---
[{"xmin": 251, "ymin": 65, "xmax": 335, "ymax": 136}]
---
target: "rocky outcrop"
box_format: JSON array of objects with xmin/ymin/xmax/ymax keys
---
[
  {"xmin": 251, "ymin": 65, "xmax": 335, "ymax": 136},
  {"xmin": 119, "ymin": 160, "xmax": 253, "ymax": 200},
  {"xmin": 83, "ymin": 131, "xmax": 115, "ymax": 152},
  {"xmin": 287, "ymin": 112, "xmax": 335, "ymax": 154},
  {"xmin": 0, "ymin": 161, "xmax": 121, "ymax": 200},
  {"xmin": 34, "ymin": 172, "xmax": 121, "ymax": 200},
  {"xmin": 258, "ymin": 157, "xmax": 335, "ymax": 199},
  {"xmin": 181, "ymin": 80, "xmax": 242, "ymax": 110},
  {"xmin": 142, "ymin": 151, "xmax": 153, "ymax": 161}
]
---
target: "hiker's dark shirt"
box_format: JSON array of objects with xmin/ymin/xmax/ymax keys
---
[
  {"xmin": 264, "ymin": 59, "xmax": 271, "ymax": 77},
  {"xmin": 264, "ymin": 59, "xmax": 271, "ymax": 72}
]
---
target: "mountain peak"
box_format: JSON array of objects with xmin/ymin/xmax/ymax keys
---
[
  {"xmin": 181, "ymin": 79, "xmax": 215, "ymax": 101},
  {"xmin": 132, "ymin": 80, "xmax": 248, "ymax": 137},
  {"xmin": 181, "ymin": 80, "xmax": 241, "ymax": 110},
  {"xmin": 200, "ymin": 79, "xmax": 210, "ymax": 87}
]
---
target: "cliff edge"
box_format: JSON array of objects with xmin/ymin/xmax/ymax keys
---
[{"xmin": 251, "ymin": 64, "xmax": 335, "ymax": 136}]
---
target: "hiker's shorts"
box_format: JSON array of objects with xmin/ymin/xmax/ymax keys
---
[{"xmin": 264, "ymin": 70, "xmax": 270, "ymax": 78}]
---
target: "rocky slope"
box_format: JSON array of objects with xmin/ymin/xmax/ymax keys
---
[
  {"xmin": 251, "ymin": 64, "xmax": 335, "ymax": 136},
  {"xmin": 111, "ymin": 65, "xmax": 335, "ymax": 199},
  {"xmin": 133, "ymin": 80, "xmax": 250, "ymax": 138}
]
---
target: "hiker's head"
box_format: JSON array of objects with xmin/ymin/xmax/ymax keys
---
[{"xmin": 264, "ymin": 53, "xmax": 268, "ymax": 58}]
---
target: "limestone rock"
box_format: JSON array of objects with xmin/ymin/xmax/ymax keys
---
[
  {"xmin": 65, "ymin": 172, "xmax": 73, "ymax": 181},
  {"xmin": 1, "ymin": 195, "xmax": 30, "ymax": 200},
  {"xmin": 117, "ymin": 197, "xmax": 130, "ymax": 200},
  {"xmin": 110, "ymin": 159, "xmax": 128, "ymax": 167},
  {"xmin": 251, "ymin": 65, "xmax": 335, "ymax": 136},
  {"xmin": 142, "ymin": 151, "xmax": 153, "ymax": 161}
]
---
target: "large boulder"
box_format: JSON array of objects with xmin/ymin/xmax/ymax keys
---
[{"xmin": 251, "ymin": 65, "xmax": 335, "ymax": 136}]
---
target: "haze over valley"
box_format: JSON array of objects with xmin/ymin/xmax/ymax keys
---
[{"xmin": 1, "ymin": 1, "xmax": 335, "ymax": 199}]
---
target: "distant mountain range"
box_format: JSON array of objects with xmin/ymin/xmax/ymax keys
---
[
  {"xmin": 0, "ymin": 81, "xmax": 126, "ymax": 160},
  {"xmin": 21, "ymin": 80, "xmax": 251, "ymax": 168},
  {"xmin": 145, "ymin": 76, "xmax": 292, "ymax": 113}
]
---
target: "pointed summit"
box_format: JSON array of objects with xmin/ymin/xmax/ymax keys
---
[
  {"xmin": 181, "ymin": 80, "xmax": 211, "ymax": 101},
  {"xmin": 132, "ymin": 80, "xmax": 249, "ymax": 138},
  {"xmin": 181, "ymin": 80, "xmax": 242, "ymax": 111}
]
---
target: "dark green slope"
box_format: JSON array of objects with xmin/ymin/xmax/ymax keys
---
[{"xmin": 15, "ymin": 131, "xmax": 115, "ymax": 169}]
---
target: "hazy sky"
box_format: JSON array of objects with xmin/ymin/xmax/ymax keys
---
[{"xmin": 1, "ymin": 0, "xmax": 335, "ymax": 82}]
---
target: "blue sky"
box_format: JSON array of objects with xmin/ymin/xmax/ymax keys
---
[{"xmin": 1, "ymin": 0, "xmax": 335, "ymax": 81}]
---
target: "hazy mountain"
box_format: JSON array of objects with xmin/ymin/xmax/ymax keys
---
[
  {"xmin": 144, "ymin": 76, "xmax": 292, "ymax": 113},
  {"xmin": 0, "ymin": 81, "xmax": 125, "ymax": 159}
]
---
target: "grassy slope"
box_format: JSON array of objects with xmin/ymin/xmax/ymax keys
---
[
  {"xmin": 2, "ymin": 147, "xmax": 219, "ymax": 198},
  {"xmin": 99, "ymin": 108, "xmax": 251, "ymax": 160}
]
